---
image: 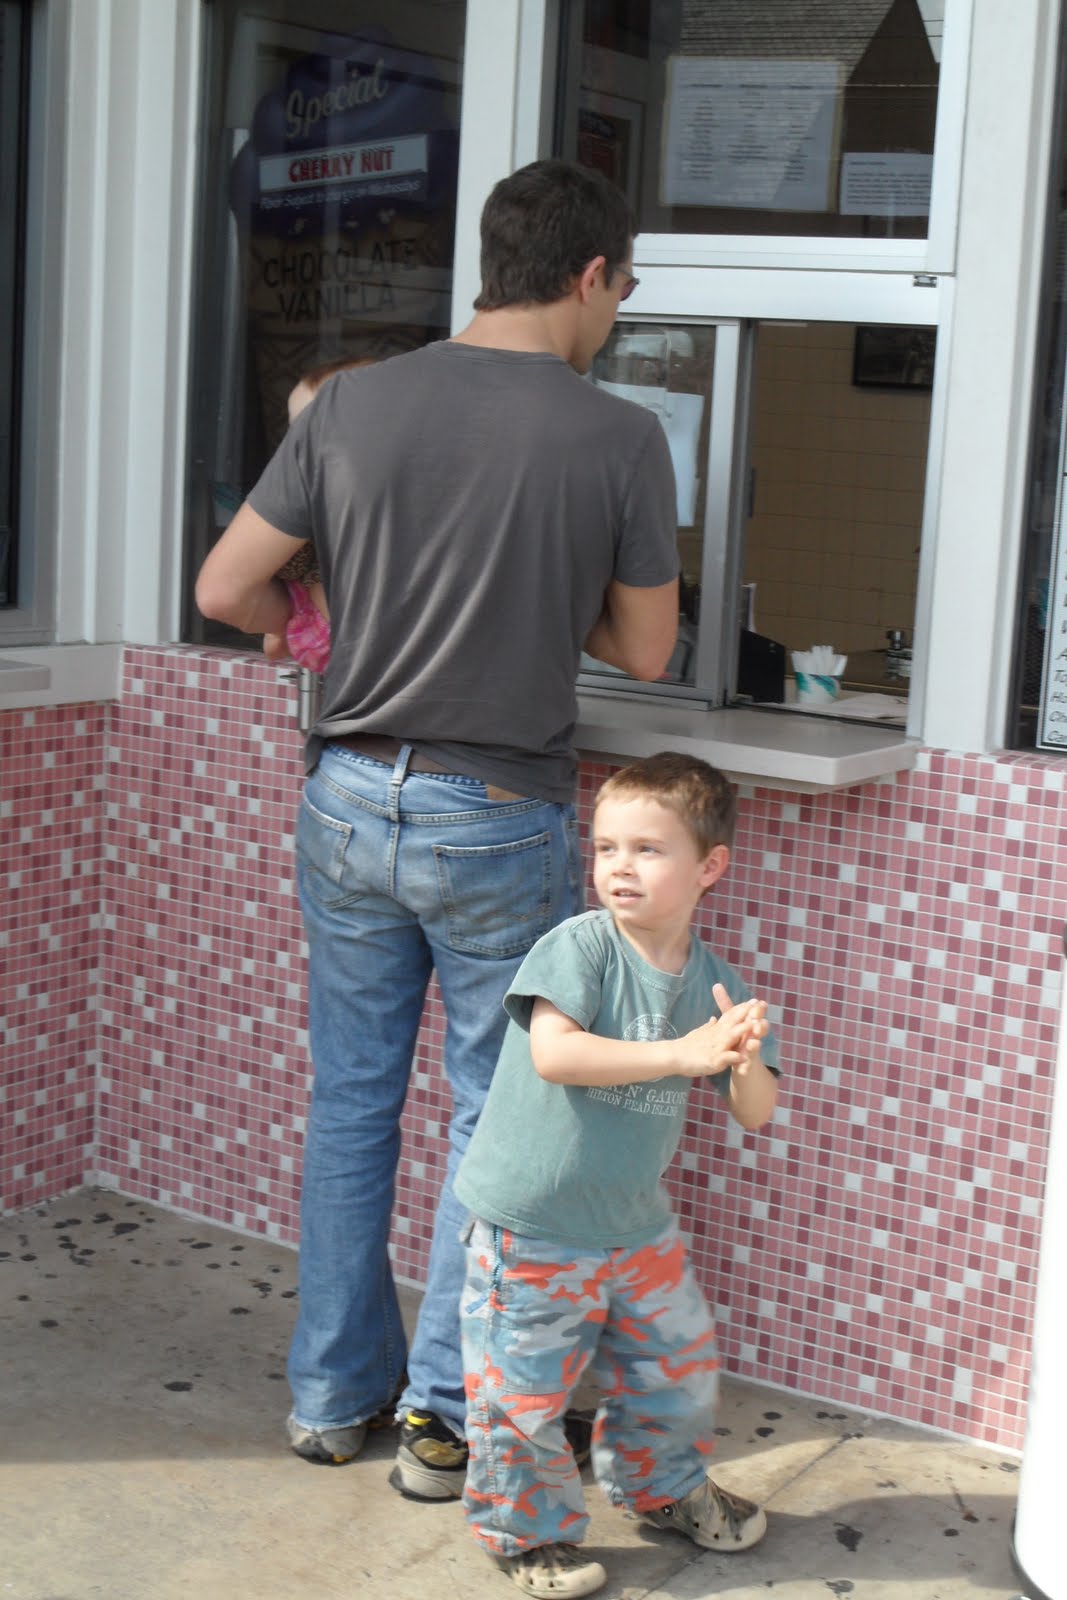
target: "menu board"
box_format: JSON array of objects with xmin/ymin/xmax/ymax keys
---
[{"xmin": 661, "ymin": 56, "xmax": 841, "ymax": 212}]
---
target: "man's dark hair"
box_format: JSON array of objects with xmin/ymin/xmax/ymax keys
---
[{"xmin": 473, "ymin": 159, "xmax": 636, "ymax": 311}]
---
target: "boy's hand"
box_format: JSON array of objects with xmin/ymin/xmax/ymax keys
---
[
  {"xmin": 712, "ymin": 982, "xmax": 769, "ymax": 1072},
  {"xmin": 675, "ymin": 985, "xmax": 768, "ymax": 1080}
]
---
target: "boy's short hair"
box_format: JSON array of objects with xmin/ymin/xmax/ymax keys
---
[
  {"xmin": 596, "ymin": 752, "xmax": 736, "ymax": 854},
  {"xmin": 474, "ymin": 159, "xmax": 636, "ymax": 311}
]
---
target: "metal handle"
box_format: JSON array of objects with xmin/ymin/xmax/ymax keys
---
[{"xmin": 277, "ymin": 665, "xmax": 322, "ymax": 733}]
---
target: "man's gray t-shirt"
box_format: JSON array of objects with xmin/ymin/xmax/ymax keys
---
[
  {"xmin": 247, "ymin": 342, "xmax": 679, "ymax": 801},
  {"xmin": 454, "ymin": 909, "xmax": 780, "ymax": 1247}
]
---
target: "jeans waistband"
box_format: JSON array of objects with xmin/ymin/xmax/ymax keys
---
[
  {"xmin": 329, "ymin": 732, "xmax": 451, "ymax": 774},
  {"xmin": 327, "ymin": 733, "xmax": 526, "ymax": 804}
]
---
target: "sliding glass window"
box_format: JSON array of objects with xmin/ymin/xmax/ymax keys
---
[
  {"xmin": 182, "ymin": 0, "xmax": 466, "ymax": 645},
  {"xmin": 556, "ymin": 0, "xmax": 946, "ymax": 243},
  {"xmin": 0, "ymin": 0, "xmax": 30, "ymax": 609}
]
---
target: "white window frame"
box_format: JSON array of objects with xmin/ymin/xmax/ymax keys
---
[
  {"xmin": 0, "ymin": 0, "xmax": 201, "ymax": 664},
  {"xmin": 571, "ymin": 0, "xmax": 972, "ymax": 277}
]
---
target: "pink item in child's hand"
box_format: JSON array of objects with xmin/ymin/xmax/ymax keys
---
[{"xmin": 285, "ymin": 580, "xmax": 331, "ymax": 674}]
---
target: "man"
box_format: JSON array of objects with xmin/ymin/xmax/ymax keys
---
[{"xmin": 195, "ymin": 158, "xmax": 679, "ymax": 1502}]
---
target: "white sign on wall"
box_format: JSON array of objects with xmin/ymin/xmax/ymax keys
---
[
  {"xmin": 840, "ymin": 152, "xmax": 933, "ymax": 217},
  {"xmin": 661, "ymin": 57, "xmax": 841, "ymax": 212}
]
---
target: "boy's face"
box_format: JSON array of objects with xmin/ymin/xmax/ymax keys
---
[{"xmin": 592, "ymin": 793, "xmax": 727, "ymax": 934}]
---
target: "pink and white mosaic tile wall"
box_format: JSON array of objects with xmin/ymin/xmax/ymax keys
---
[
  {"xmin": 2, "ymin": 643, "xmax": 1064, "ymax": 1454},
  {"xmin": 0, "ymin": 704, "xmax": 106, "ymax": 1212}
]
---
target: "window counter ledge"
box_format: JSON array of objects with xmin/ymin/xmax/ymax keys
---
[
  {"xmin": 0, "ymin": 645, "xmax": 122, "ymax": 709},
  {"xmin": 575, "ymin": 694, "xmax": 919, "ymax": 793}
]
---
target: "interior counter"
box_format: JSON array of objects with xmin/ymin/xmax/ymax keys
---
[{"xmin": 575, "ymin": 692, "xmax": 919, "ymax": 792}]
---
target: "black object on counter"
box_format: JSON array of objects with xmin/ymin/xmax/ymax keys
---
[{"xmin": 738, "ymin": 629, "xmax": 786, "ymax": 703}]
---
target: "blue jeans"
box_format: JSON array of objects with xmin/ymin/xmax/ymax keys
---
[{"xmin": 288, "ymin": 743, "xmax": 582, "ymax": 1436}]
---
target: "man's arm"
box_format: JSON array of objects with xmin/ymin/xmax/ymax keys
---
[
  {"xmin": 583, "ymin": 577, "xmax": 678, "ymax": 682},
  {"xmin": 194, "ymin": 501, "xmax": 305, "ymax": 638}
]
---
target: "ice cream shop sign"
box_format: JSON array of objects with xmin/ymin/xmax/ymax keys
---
[
  {"xmin": 229, "ymin": 41, "xmax": 458, "ymax": 232},
  {"xmin": 260, "ymin": 135, "xmax": 428, "ymax": 198},
  {"xmin": 227, "ymin": 35, "xmax": 460, "ymax": 418},
  {"xmin": 284, "ymin": 58, "xmax": 389, "ymax": 140}
]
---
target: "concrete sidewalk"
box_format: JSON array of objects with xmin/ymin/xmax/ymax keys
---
[{"xmin": 1, "ymin": 1188, "xmax": 1025, "ymax": 1600}]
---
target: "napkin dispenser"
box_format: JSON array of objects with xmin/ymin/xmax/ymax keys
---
[{"xmin": 737, "ymin": 628, "xmax": 786, "ymax": 703}]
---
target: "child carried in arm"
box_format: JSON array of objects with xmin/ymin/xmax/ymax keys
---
[
  {"xmin": 453, "ymin": 751, "xmax": 781, "ymax": 1599},
  {"xmin": 263, "ymin": 355, "xmax": 377, "ymax": 673}
]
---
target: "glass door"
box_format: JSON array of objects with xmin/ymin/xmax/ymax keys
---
[{"xmin": 581, "ymin": 316, "xmax": 750, "ymax": 703}]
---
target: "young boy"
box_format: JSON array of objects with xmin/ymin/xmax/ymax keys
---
[{"xmin": 453, "ymin": 752, "xmax": 780, "ymax": 1599}]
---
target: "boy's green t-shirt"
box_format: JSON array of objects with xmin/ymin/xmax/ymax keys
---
[{"xmin": 454, "ymin": 908, "xmax": 779, "ymax": 1248}]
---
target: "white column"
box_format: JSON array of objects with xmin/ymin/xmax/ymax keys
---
[
  {"xmin": 450, "ymin": 0, "xmax": 549, "ymax": 332},
  {"xmin": 919, "ymin": 0, "xmax": 1060, "ymax": 749},
  {"xmin": 54, "ymin": 0, "xmax": 200, "ymax": 646}
]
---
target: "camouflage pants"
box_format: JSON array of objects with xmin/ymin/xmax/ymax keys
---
[{"xmin": 460, "ymin": 1216, "xmax": 720, "ymax": 1557}]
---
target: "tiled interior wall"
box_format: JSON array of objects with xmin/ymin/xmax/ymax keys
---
[
  {"xmin": 744, "ymin": 322, "xmax": 929, "ymax": 657},
  {"xmin": 0, "ymin": 704, "xmax": 106, "ymax": 1213},
  {"xmin": 2, "ymin": 644, "xmax": 1064, "ymax": 1456}
]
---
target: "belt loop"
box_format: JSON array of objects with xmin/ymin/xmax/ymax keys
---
[{"xmin": 388, "ymin": 744, "xmax": 413, "ymax": 821}]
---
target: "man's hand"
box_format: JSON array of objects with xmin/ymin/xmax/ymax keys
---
[
  {"xmin": 583, "ymin": 578, "xmax": 678, "ymax": 681},
  {"xmin": 263, "ymin": 630, "xmax": 293, "ymax": 663}
]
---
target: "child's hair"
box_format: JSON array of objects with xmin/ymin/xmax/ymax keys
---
[
  {"xmin": 596, "ymin": 752, "xmax": 736, "ymax": 854},
  {"xmin": 277, "ymin": 355, "xmax": 378, "ymax": 584},
  {"xmin": 297, "ymin": 353, "xmax": 377, "ymax": 394}
]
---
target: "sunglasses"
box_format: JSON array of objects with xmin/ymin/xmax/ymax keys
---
[{"xmin": 617, "ymin": 270, "xmax": 640, "ymax": 302}]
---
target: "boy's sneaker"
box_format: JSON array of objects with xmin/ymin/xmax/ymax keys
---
[
  {"xmin": 498, "ymin": 1543, "xmax": 607, "ymax": 1598},
  {"xmin": 286, "ymin": 1416, "xmax": 367, "ymax": 1465},
  {"xmin": 390, "ymin": 1408, "xmax": 469, "ymax": 1500},
  {"xmin": 641, "ymin": 1475, "xmax": 767, "ymax": 1551}
]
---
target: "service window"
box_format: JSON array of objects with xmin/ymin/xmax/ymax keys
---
[
  {"xmin": 582, "ymin": 315, "xmax": 933, "ymax": 728},
  {"xmin": 563, "ymin": 0, "xmax": 949, "ymax": 729},
  {"xmin": 182, "ymin": 0, "xmax": 466, "ymax": 645}
]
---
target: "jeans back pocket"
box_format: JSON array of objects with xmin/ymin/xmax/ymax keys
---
[
  {"xmin": 433, "ymin": 831, "xmax": 552, "ymax": 957},
  {"xmin": 295, "ymin": 792, "xmax": 355, "ymax": 907}
]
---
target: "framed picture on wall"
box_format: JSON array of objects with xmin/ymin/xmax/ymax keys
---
[
  {"xmin": 853, "ymin": 325, "xmax": 936, "ymax": 390},
  {"xmin": 579, "ymin": 90, "xmax": 643, "ymax": 209}
]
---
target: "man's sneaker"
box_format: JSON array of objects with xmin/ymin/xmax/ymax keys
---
[
  {"xmin": 286, "ymin": 1415, "xmax": 367, "ymax": 1465},
  {"xmin": 389, "ymin": 1408, "xmax": 469, "ymax": 1500},
  {"xmin": 641, "ymin": 1474, "xmax": 767, "ymax": 1551},
  {"xmin": 287, "ymin": 1388, "xmax": 400, "ymax": 1466},
  {"xmin": 497, "ymin": 1544, "xmax": 607, "ymax": 1598}
]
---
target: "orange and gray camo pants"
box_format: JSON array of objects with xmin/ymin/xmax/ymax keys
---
[{"xmin": 460, "ymin": 1216, "xmax": 720, "ymax": 1557}]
